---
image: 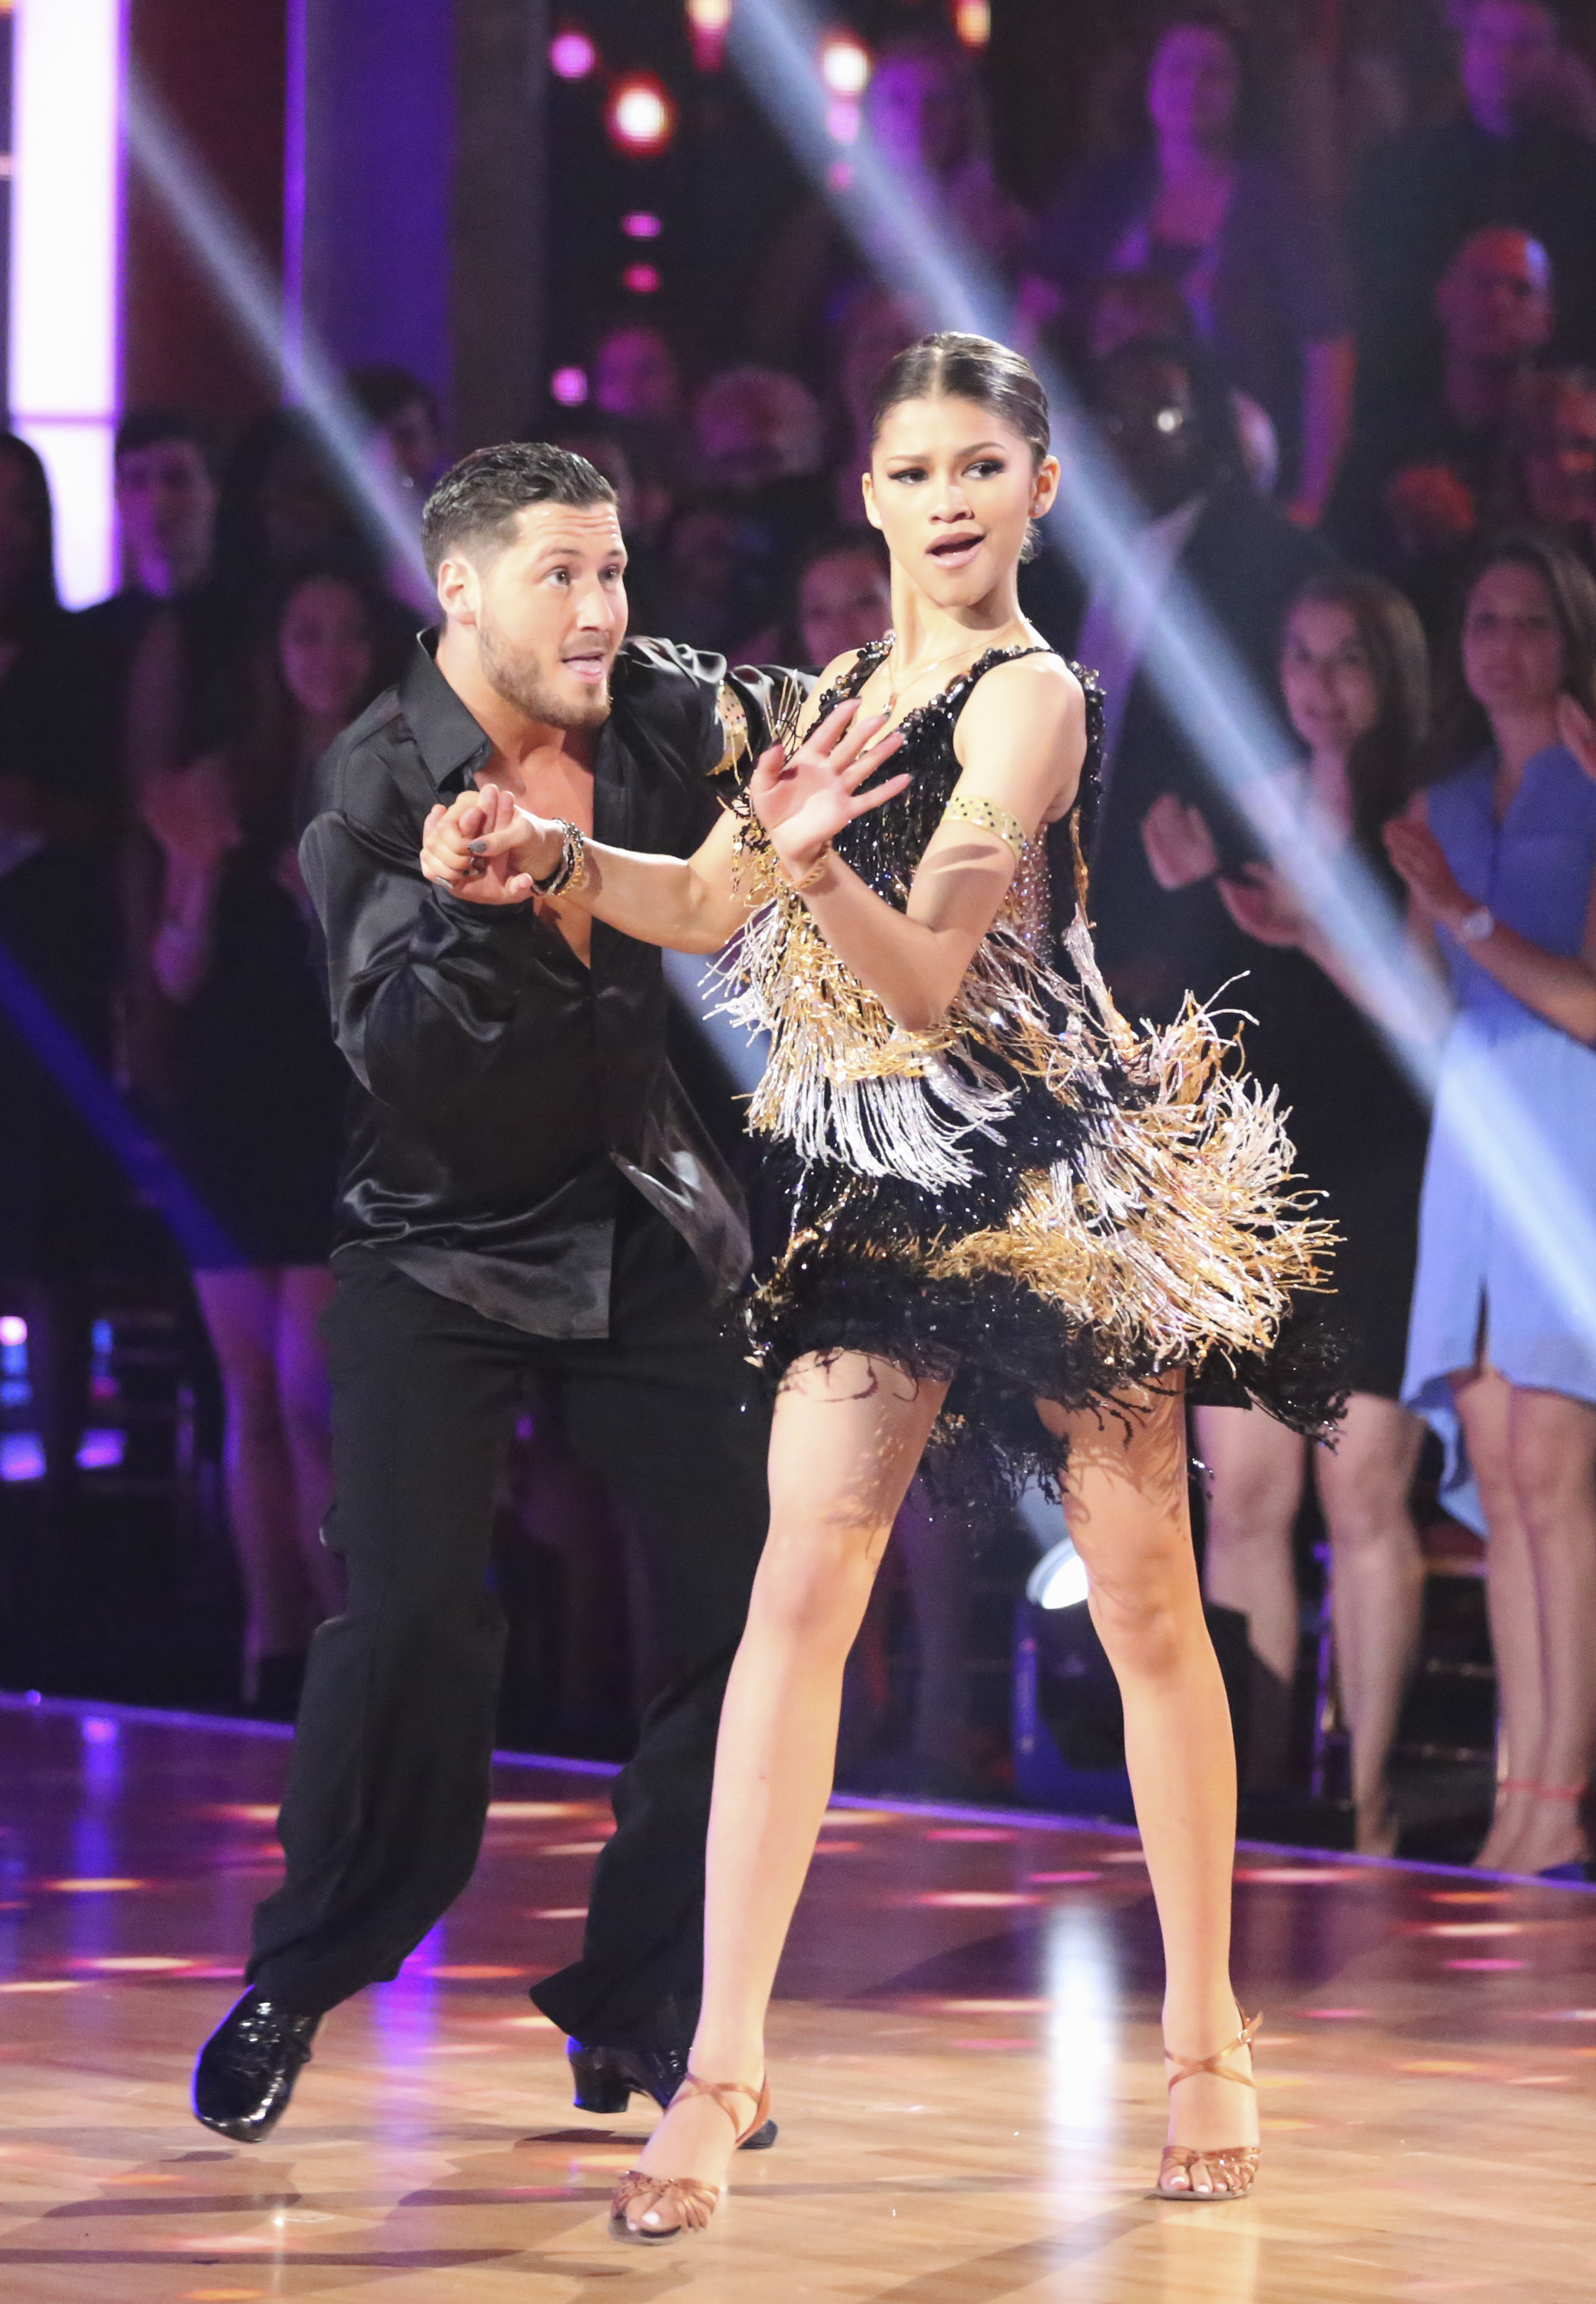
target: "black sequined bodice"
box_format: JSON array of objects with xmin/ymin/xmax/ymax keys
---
[{"xmin": 814, "ymin": 638, "xmax": 1104, "ymax": 943}]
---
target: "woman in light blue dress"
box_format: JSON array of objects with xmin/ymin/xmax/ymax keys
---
[{"xmin": 1387, "ymin": 531, "xmax": 1596, "ymax": 1879}]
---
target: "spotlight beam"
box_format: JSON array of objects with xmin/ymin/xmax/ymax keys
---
[
  {"xmin": 724, "ymin": 0, "xmax": 1596, "ymax": 1362},
  {"xmin": 124, "ymin": 65, "xmax": 429, "ymax": 599}
]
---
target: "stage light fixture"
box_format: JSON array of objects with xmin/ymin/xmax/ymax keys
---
[
  {"xmin": 687, "ymin": 0, "xmax": 733, "ymax": 69},
  {"xmin": 826, "ymin": 98, "xmax": 860, "ymax": 144},
  {"xmin": 550, "ymin": 28, "xmax": 598, "ymax": 81},
  {"xmin": 953, "ymin": 0, "xmax": 991, "ymax": 48},
  {"xmin": 820, "ymin": 30, "xmax": 871, "ymax": 95},
  {"xmin": 622, "ymin": 262, "xmax": 661, "ymax": 294},
  {"xmin": 608, "ymin": 74, "xmax": 677, "ymax": 156},
  {"xmin": 1027, "ymin": 1539, "xmax": 1090, "ymax": 1613},
  {"xmin": 621, "ymin": 210, "xmax": 663, "ymax": 239},
  {"xmin": 549, "ymin": 366, "xmax": 589, "ymax": 406}
]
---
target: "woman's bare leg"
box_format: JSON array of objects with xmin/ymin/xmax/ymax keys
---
[
  {"xmin": 275, "ymin": 1266, "xmax": 343, "ymax": 1617},
  {"xmin": 1314, "ymin": 1393, "xmax": 1426, "ymax": 1855},
  {"xmin": 1505, "ymin": 1386, "xmax": 1596, "ymax": 1875},
  {"xmin": 622, "ymin": 1353, "xmax": 946, "ymax": 2226},
  {"xmin": 1454, "ymin": 1367, "xmax": 1542, "ymax": 1871},
  {"xmin": 193, "ymin": 1267, "xmax": 320, "ymax": 1696},
  {"xmin": 1047, "ymin": 1378, "xmax": 1257, "ymax": 2189},
  {"xmin": 1194, "ymin": 1404, "xmax": 1306, "ymax": 1790}
]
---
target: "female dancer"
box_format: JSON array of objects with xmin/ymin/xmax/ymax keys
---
[
  {"xmin": 422, "ymin": 336, "xmax": 1336, "ymax": 2222},
  {"xmin": 1389, "ymin": 532, "xmax": 1596, "ymax": 1879},
  {"xmin": 1143, "ymin": 571, "xmax": 1432, "ymax": 1850}
]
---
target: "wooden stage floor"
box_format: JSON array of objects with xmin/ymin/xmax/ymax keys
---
[{"xmin": 2, "ymin": 1697, "xmax": 1594, "ymax": 2302}]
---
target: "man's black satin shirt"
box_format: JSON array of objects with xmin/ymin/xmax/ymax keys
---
[{"xmin": 299, "ymin": 634, "xmax": 796, "ymax": 1338}]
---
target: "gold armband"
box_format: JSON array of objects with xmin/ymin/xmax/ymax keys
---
[{"xmin": 942, "ymin": 791, "xmax": 1030, "ymax": 863}]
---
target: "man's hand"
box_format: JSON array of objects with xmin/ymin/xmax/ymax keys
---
[
  {"xmin": 419, "ymin": 783, "xmax": 557, "ymax": 905},
  {"xmin": 749, "ymin": 697, "xmax": 908, "ymax": 874}
]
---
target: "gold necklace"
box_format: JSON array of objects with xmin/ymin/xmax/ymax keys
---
[{"xmin": 877, "ymin": 626, "xmax": 1028, "ymax": 718}]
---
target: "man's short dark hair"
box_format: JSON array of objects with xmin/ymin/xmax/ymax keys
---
[
  {"xmin": 114, "ymin": 405, "xmax": 218, "ymax": 471},
  {"xmin": 421, "ymin": 441, "xmax": 618, "ymax": 580}
]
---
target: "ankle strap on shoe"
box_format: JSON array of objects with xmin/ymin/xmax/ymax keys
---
[
  {"xmin": 1533, "ymin": 1781, "xmax": 1587, "ymax": 1802},
  {"xmin": 674, "ymin": 2073, "xmax": 766, "ymax": 2134},
  {"xmin": 1164, "ymin": 2011, "xmax": 1261, "ymax": 2096}
]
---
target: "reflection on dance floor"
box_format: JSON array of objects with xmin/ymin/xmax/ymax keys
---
[{"xmin": 2, "ymin": 1693, "xmax": 1594, "ymax": 2299}]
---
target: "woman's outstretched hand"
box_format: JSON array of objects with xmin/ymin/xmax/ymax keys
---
[
  {"xmin": 419, "ymin": 783, "xmax": 556, "ymax": 904},
  {"xmin": 749, "ymin": 697, "xmax": 909, "ymax": 878}
]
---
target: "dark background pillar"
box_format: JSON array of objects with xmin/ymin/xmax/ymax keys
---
[{"xmin": 295, "ymin": 0, "xmax": 547, "ymax": 449}]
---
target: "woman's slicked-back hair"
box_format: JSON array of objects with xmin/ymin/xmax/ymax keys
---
[
  {"xmin": 1286, "ymin": 569, "xmax": 1431, "ymax": 844},
  {"xmin": 869, "ymin": 333, "xmax": 1050, "ymax": 467}
]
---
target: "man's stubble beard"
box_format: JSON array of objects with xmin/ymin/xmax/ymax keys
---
[{"xmin": 478, "ymin": 605, "xmax": 612, "ymax": 731}]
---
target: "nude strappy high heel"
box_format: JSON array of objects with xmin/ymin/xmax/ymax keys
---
[
  {"xmin": 608, "ymin": 2072, "xmax": 772, "ymax": 2245},
  {"xmin": 1157, "ymin": 2011, "xmax": 1261, "ymax": 2201}
]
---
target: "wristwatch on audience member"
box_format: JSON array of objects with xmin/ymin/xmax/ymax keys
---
[{"xmin": 1455, "ymin": 904, "xmax": 1495, "ymax": 945}]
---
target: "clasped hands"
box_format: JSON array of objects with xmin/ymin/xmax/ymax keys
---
[{"xmin": 416, "ymin": 697, "xmax": 909, "ymax": 902}]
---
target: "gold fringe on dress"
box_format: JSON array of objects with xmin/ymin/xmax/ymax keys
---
[{"xmin": 718, "ymin": 796, "xmax": 1333, "ymax": 1372}]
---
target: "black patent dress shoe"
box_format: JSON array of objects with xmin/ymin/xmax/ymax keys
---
[
  {"xmin": 194, "ymin": 1990, "xmax": 320, "ymax": 2141},
  {"xmin": 568, "ymin": 2039, "xmax": 778, "ymax": 2150}
]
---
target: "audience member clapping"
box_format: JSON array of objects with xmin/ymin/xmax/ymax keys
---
[
  {"xmin": 1143, "ymin": 571, "xmax": 1433, "ymax": 1843},
  {"xmin": 1388, "ymin": 531, "xmax": 1596, "ymax": 1878},
  {"xmin": 1025, "ymin": 7, "xmax": 1355, "ymax": 523}
]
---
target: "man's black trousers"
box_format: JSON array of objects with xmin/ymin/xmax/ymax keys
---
[{"xmin": 246, "ymin": 1200, "xmax": 770, "ymax": 2047}]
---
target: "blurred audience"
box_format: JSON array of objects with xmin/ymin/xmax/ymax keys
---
[
  {"xmin": 1023, "ymin": 335, "xmax": 1331, "ymax": 1018},
  {"xmin": 347, "ymin": 365, "xmax": 446, "ymax": 617},
  {"xmin": 793, "ymin": 532, "xmax": 892, "ymax": 670},
  {"xmin": 1391, "ymin": 531, "xmax": 1596, "ymax": 1879},
  {"xmin": 0, "ymin": 437, "xmax": 123, "ymax": 1511},
  {"xmin": 1024, "ymin": 8, "xmax": 1355, "ymax": 522},
  {"xmin": 347, "ymin": 364, "xmax": 445, "ymax": 498},
  {"xmin": 592, "ymin": 319, "xmax": 686, "ymax": 429},
  {"xmin": 752, "ymin": 31, "xmax": 1027, "ymax": 382},
  {"xmin": 1505, "ymin": 363, "xmax": 1596, "ymax": 561},
  {"xmin": 1143, "ymin": 571, "xmax": 1433, "ymax": 1846},
  {"xmin": 1350, "ymin": 0, "xmax": 1596, "ymax": 420},
  {"xmin": 137, "ymin": 561, "xmax": 402, "ymax": 1715},
  {"xmin": 827, "ymin": 286, "xmax": 923, "ymax": 528},
  {"xmin": 1332, "ymin": 226, "xmax": 1555, "ymax": 598}
]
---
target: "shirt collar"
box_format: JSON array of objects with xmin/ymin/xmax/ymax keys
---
[{"xmin": 399, "ymin": 630, "xmax": 495, "ymax": 794}]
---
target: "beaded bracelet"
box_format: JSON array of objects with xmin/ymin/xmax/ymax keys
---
[
  {"xmin": 942, "ymin": 790, "xmax": 1029, "ymax": 862},
  {"xmin": 529, "ymin": 818, "xmax": 590, "ymax": 898}
]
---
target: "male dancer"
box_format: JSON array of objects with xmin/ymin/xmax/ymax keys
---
[{"xmin": 194, "ymin": 442, "xmax": 786, "ymax": 2141}]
